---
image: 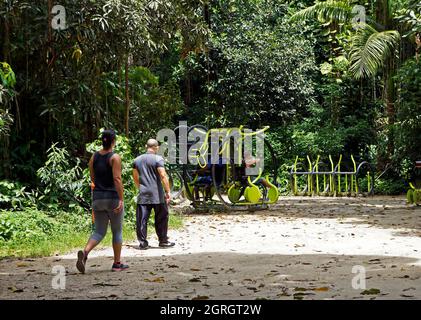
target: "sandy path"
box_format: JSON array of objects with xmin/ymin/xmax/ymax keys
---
[{"xmin": 1, "ymin": 196, "xmax": 420, "ymax": 300}]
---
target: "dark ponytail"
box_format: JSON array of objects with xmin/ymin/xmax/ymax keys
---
[{"xmin": 101, "ymin": 130, "xmax": 116, "ymax": 149}]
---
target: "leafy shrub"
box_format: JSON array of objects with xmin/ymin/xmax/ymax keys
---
[
  {"xmin": 37, "ymin": 143, "xmax": 86, "ymax": 210},
  {"xmin": 37, "ymin": 135, "xmax": 140, "ymax": 225},
  {"xmin": 0, "ymin": 209, "xmax": 89, "ymax": 242},
  {"xmin": 0, "ymin": 180, "xmax": 35, "ymax": 210},
  {"xmin": 375, "ymin": 178, "xmax": 406, "ymax": 195},
  {"xmin": 0, "ymin": 108, "xmax": 13, "ymax": 137},
  {"xmin": 393, "ymin": 58, "xmax": 421, "ymax": 167}
]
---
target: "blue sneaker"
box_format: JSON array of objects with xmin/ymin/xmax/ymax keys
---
[{"xmin": 112, "ymin": 262, "xmax": 129, "ymax": 272}]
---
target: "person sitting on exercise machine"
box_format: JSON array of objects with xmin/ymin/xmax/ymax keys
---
[{"xmin": 242, "ymin": 151, "xmax": 271, "ymax": 189}]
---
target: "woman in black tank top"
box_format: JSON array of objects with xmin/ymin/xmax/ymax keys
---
[
  {"xmin": 92, "ymin": 151, "xmax": 119, "ymax": 200},
  {"xmin": 76, "ymin": 130, "xmax": 129, "ymax": 273}
]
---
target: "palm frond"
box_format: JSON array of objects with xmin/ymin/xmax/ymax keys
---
[
  {"xmin": 348, "ymin": 25, "xmax": 400, "ymax": 79},
  {"xmin": 290, "ymin": 0, "xmax": 353, "ymax": 23}
]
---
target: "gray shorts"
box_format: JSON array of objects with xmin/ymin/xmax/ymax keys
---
[{"xmin": 90, "ymin": 198, "xmax": 124, "ymax": 244}]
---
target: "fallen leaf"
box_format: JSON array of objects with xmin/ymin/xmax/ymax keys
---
[
  {"xmin": 368, "ymin": 259, "xmax": 381, "ymax": 264},
  {"xmin": 93, "ymin": 283, "xmax": 119, "ymax": 287},
  {"xmin": 8, "ymin": 286, "xmax": 24, "ymax": 293},
  {"xmin": 277, "ymin": 292, "xmax": 291, "ymax": 297},
  {"xmin": 144, "ymin": 277, "xmax": 165, "ymax": 283},
  {"xmin": 16, "ymin": 263, "xmax": 29, "ymax": 268},
  {"xmin": 361, "ymin": 288, "xmax": 380, "ymax": 295}
]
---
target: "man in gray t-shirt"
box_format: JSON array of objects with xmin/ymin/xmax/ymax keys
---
[{"xmin": 132, "ymin": 139, "xmax": 175, "ymax": 249}]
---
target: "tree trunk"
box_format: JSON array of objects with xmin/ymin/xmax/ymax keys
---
[
  {"xmin": 47, "ymin": 0, "xmax": 55, "ymax": 86},
  {"xmin": 125, "ymin": 57, "xmax": 130, "ymax": 136},
  {"xmin": 376, "ymin": 0, "xmax": 396, "ymax": 161},
  {"xmin": 375, "ymin": 0, "xmax": 392, "ymax": 30},
  {"xmin": 185, "ymin": 75, "xmax": 191, "ymax": 106},
  {"xmin": 1, "ymin": 14, "xmax": 11, "ymax": 178},
  {"xmin": 2, "ymin": 16, "xmax": 11, "ymax": 63},
  {"xmin": 384, "ymin": 64, "xmax": 395, "ymax": 157}
]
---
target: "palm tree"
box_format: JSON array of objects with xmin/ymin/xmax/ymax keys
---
[{"xmin": 291, "ymin": 0, "xmax": 402, "ymax": 159}]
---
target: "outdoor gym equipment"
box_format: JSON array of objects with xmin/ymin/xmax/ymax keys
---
[
  {"xmin": 407, "ymin": 161, "xmax": 421, "ymax": 205},
  {"xmin": 165, "ymin": 124, "xmax": 280, "ymax": 210},
  {"xmin": 290, "ymin": 155, "xmax": 374, "ymax": 196}
]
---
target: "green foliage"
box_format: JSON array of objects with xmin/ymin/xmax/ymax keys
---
[
  {"xmin": 393, "ymin": 58, "xmax": 421, "ymax": 165},
  {"xmin": 0, "ymin": 62, "xmax": 16, "ymax": 88},
  {"xmin": 102, "ymin": 66, "xmax": 185, "ymax": 143},
  {"xmin": 291, "ymin": 0, "xmax": 402, "ymax": 79},
  {"xmin": 0, "ymin": 180, "xmax": 35, "ymax": 210},
  {"xmin": 375, "ymin": 178, "xmax": 405, "ymax": 195},
  {"xmin": 0, "ymin": 209, "xmax": 88, "ymax": 242},
  {"xmin": 0, "ymin": 108, "xmax": 13, "ymax": 137},
  {"xmin": 130, "ymin": 67, "xmax": 184, "ymax": 132},
  {"xmin": 181, "ymin": 0, "xmax": 317, "ymax": 127},
  {"xmin": 287, "ymin": 102, "xmax": 374, "ymax": 159},
  {"xmin": 396, "ymin": 0, "xmax": 421, "ymax": 38},
  {"xmin": 290, "ymin": 0, "xmax": 353, "ymax": 23},
  {"xmin": 349, "ymin": 26, "xmax": 400, "ymax": 79},
  {"xmin": 0, "ymin": 207, "xmax": 183, "ymax": 258},
  {"xmin": 37, "ymin": 143, "xmax": 85, "ymax": 210},
  {"xmin": 7, "ymin": 138, "xmax": 43, "ymax": 183},
  {"xmin": 292, "ymin": 124, "xmax": 345, "ymax": 157},
  {"xmin": 0, "ymin": 62, "xmax": 15, "ymax": 137},
  {"xmin": 0, "ymin": 0, "xmax": 207, "ymax": 181},
  {"xmin": 1, "ymin": 0, "xmax": 418, "ymax": 202}
]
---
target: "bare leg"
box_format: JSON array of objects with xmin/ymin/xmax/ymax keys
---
[
  {"xmin": 77, "ymin": 238, "xmax": 99, "ymax": 273},
  {"xmin": 84, "ymin": 238, "xmax": 99, "ymax": 256},
  {"xmin": 112, "ymin": 242, "xmax": 122, "ymax": 264},
  {"xmin": 261, "ymin": 179, "xmax": 271, "ymax": 188}
]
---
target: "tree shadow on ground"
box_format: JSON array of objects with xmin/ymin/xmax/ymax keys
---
[
  {"xmin": 1, "ymin": 252, "xmax": 420, "ymax": 300},
  {"xmin": 183, "ymin": 196, "xmax": 421, "ymax": 237}
]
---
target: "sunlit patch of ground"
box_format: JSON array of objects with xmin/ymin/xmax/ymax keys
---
[{"xmin": 1, "ymin": 196, "xmax": 420, "ymax": 299}]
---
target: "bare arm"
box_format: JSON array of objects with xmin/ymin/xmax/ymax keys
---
[
  {"xmin": 111, "ymin": 154, "xmax": 124, "ymax": 212},
  {"xmin": 133, "ymin": 168, "xmax": 140, "ymax": 189},
  {"xmin": 89, "ymin": 155, "xmax": 95, "ymax": 189},
  {"xmin": 157, "ymin": 167, "xmax": 171, "ymax": 194},
  {"xmin": 157, "ymin": 167, "xmax": 171, "ymax": 204},
  {"xmin": 245, "ymin": 157, "xmax": 259, "ymax": 168}
]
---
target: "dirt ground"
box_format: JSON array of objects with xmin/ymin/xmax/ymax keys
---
[{"xmin": 1, "ymin": 196, "xmax": 420, "ymax": 300}]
